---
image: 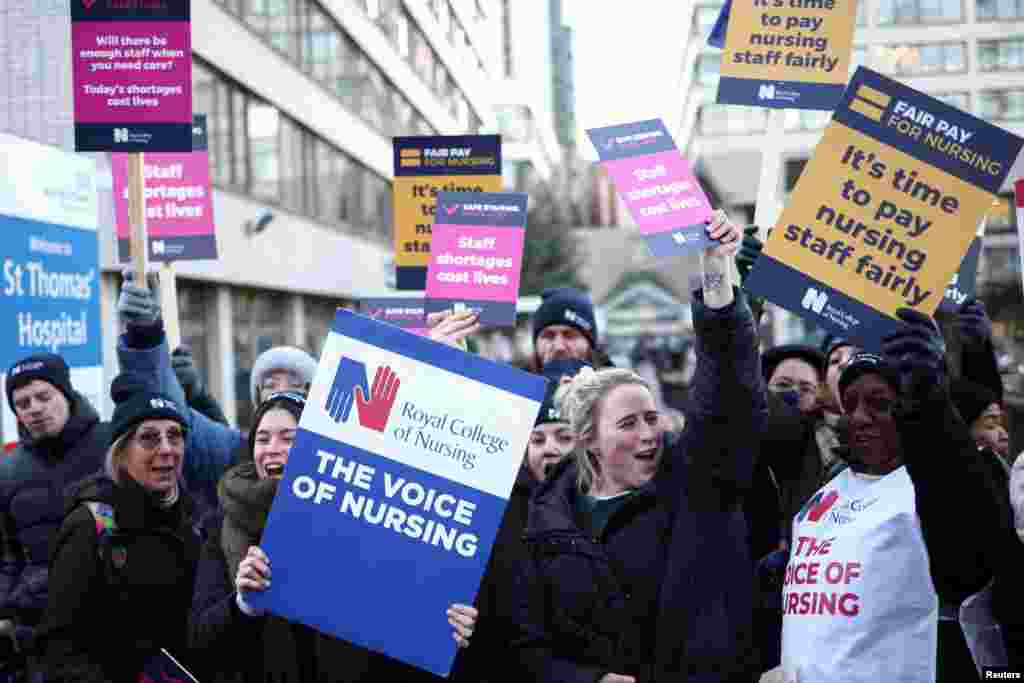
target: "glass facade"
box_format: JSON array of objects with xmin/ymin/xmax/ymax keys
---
[
  {"xmin": 232, "ymin": 287, "xmax": 289, "ymax": 431},
  {"xmin": 980, "ymin": 89, "xmax": 1024, "ymax": 120},
  {"xmin": 977, "ymin": 0, "xmax": 1024, "ymax": 20},
  {"xmin": 192, "ymin": 59, "xmax": 392, "ymax": 238},
  {"xmin": 980, "ymin": 38, "xmax": 1024, "ymax": 72},
  {"xmin": 877, "ymin": 0, "xmax": 963, "ymax": 24}
]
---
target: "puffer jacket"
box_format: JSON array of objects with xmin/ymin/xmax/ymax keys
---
[
  {"xmin": 0, "ymin": 392, "xmax": 109, "ymax": 652},
  {"xmin": 39, "ymin": 473, "xmax": 201, "ymax": 682},
  {"xmin": 513, "ymin": 289, "xmax": 767, "ymax": 683}
]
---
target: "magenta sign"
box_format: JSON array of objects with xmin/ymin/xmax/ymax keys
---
[{"xmin": 70, "ymin": 0, "xmax": 192, "ymax": 152}]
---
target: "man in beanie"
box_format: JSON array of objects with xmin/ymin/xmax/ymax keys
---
[
  {"xmin": 0, "ymin": 353, "xmax": 111, "ymax": 673},
  {"xmin": 531, "ymin": 288, "xmax": 600, "ymax": 370},
  {"xmin": 950, "ymin": 378, "xmax": 1009, "ymax": 463}
]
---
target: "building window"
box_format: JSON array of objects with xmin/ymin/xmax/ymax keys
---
[
  {"xmin": 191, "ymin": 58, "xmax": 391, "ymax": 238},
  {"xmin": 876, "ymin": 42, "xmax": 966, "ymax": 75},
  {"xmin": 694, "ymin": 53, "xmax": 721, "ymax": 86},
  {"xmin": 177, "ymin": 280, "xmax": 211, "ymax": 389},
  {"xmin": 693, "ymin": 4, "xmax": 722, "ymax": 36},
  {"xmin": 979, "ymin": 38, "xmax": 1024, "ymax": 71},
  {"xmin": 933, "ymin": 91, "xmax": 970, "ymax": 112},
  {"xmin": 784, "ymin": 109, "xmax": 831, "ymax": 131},
  {"xmin": 502, "ymin": 0, "xmax": 514, "ymax": 77},
  {"xmin": 232, "ymin": 287, "xmax": 288, "ymax": 431},
  {"xmin": 979, "ymin": 89, "xmax": 1024, "ymax": 121},
  {"xmin": 987, "ymin": 194, "xmax": 1015, "ymax": 232},
  {"xmin": 877, "ymin": 0, "xmax": 962, "ymax": 23},
  {"xmin": 977, "ymin": 0, "xmax": 1024, "ymax": 20},
  {"xmin": 698, "ymin": 103, "xmax": 768, "ymax": 136},
  {"xmin": 857, "ymin": 0, "xmax": 868, "ymax": 24}
]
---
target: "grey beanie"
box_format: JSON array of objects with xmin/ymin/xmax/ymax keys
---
[{"xmin": 249, "ymin": 346, "xmax": 317, "ymax": 406}]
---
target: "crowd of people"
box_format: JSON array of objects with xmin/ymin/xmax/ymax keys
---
[{"xmin": 0, "ymin": 211, "xmax": 1020, "ymax": 682}]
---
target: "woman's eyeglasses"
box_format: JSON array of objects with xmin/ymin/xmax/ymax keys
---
[{"xmin": 134, "ymin": 427, "xmax": 185, "ymax": 450}]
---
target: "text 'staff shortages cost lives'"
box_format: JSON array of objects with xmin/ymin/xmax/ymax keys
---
[
  {"xmin": 112, "ymin": 115, "xmax": 217, "ymax": 262},
  {"xmin": 248, "ymin": 310, "xmax": 545, "ymax": 677},
  {"xmin": 393, "ymin": 135, "xmax": 502, "ymax": 291},
  {"xmin": 424, "ymin": 191, "xmax": 528, "ymax": 328},
  {"xmin": 745, "ymin": 67, "xmax": 1024, "ymax": 349},
  {"xmin": 587, "ymin": 119, "xmax": 715, "ymax": 259},
  {"xmin": 717, "ymin": 0, "xmax": 857, "ymax": 110},
  {"xmin": 70, "ymin": 0, "xmax": 192, "ymax": 152}
]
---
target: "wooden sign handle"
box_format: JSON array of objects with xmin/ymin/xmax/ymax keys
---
[
  {"xmin": 160, "ymin": 262, "xmax": 181, "ymax": 350},
  {"xmin": 127, "ymin": 152, "xmax": 148, "ymax": 290}
]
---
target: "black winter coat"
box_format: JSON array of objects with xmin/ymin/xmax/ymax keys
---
[
  {"xmin": 0, "ymin": 392, "xmax": 108, "ymax": 652},
  {"xmin": 450, "ymin": 464, "xmax": 537, "ymax": 683},
  {"xmin": 513, "ymin": 290, "xmax": 767, "ymax": 683},
  {"xmin": 189, "ymin": 512, "xmax": 375, "ymax": 683},
  {"xmin": 39, "ymin": 473, "xmax": 201, "ymax": 683}
]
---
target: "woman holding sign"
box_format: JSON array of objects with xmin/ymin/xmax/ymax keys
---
[
  {"xmin": 512, "ymin": 213, "xmax": 768, "ymax": 682},
  {"xmin": 188, "ymin": 391, "xmax": 478, "ymax": 682},
  {"xmin": 775, "ymin": 313, "xmax": 1005, "ymax": 683}
]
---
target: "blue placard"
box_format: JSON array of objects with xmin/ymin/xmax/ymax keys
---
[
  {"xmin": 0, "ymin": 214, "xmax": 100, "ymax": 367},
  {"xmin": 938, "ymin": 236, "xmax": 982, "ymax": 313},
  {"xmin": 248, "ymin": 310, "xmax": 545, "ymax": 677}
]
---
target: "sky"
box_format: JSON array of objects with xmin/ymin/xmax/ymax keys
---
[{"xmin": 562, "ymin": 1, "xmax": 691, "ymax": 160}]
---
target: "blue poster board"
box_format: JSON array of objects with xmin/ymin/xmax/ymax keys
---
[{"xmin": 249, "ymin": 310, "xmax": 545, "ymax": 676}]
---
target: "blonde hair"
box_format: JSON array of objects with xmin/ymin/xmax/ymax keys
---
[
  {"xmin": 561, "ymin": 367, "xmax": 650, "ymax": 493},
  {"xmin": 104, "ymin": 431, "xmax": 134, "ymax": 484}
]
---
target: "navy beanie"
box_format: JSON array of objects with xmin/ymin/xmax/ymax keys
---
[
  {"xmin": 6, "ymin": 354, "xmax": 74, "ymax": 412},
  {"xmin": 535, "ymin": 383, "xmax": 567, "ymax": 426},
  {"xmin": 532, "ymin": 288, "xmax": 598, "ymax": 347},
  {"xmin": 838, "ymin": 352, "xmax": 901, "ymax": 400},
  {"xmin": 109, "ymin": 372, "xmax": 187, "ymax": 446}
]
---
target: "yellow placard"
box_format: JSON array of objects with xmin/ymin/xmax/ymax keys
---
[
  {"xmin": 762, "ymin": 122, "xmax": 992, "ymax": 317},
  {"xmin": 392, "ymin": 174, "xmax": 503, "ymax": 270},
  {"xmin": 718, "ymin": 0, "xmax": 857, "ymax": 107}
]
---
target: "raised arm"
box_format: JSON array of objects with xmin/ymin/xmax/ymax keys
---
[{"xmin": 676, "ymin": 212, "xmax": 767, "ymax": 502}]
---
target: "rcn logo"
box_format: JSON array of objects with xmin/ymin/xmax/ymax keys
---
[
  {"xmin": 802, "ymin": 288, "xmax": 828, "ymax": 314},
  {"xmin": 758, "ymin": 84, "xmax": 776, "ymax": 101},
  {"xmin": 325, "ymin": 357, "xmax": 401, "ymax": 432},
  {"xmin": 797, "ymin": 490, "xmax": 839, "ymax": 523},
  {"xmin": 152, "ymin": 240, "xmax": 166, "ymax": 255},
  {"xmin": 113, "ymin": 128, "xmax": 129, "ymax": 143},
  {"xmin": 444, "ymin": 204, "xmax": 460, "ymax": 217}
]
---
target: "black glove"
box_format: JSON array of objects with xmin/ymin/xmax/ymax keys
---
[
  {"xmin": 171, "ymin": 346, "xmax": 202, "ymax": 400},
  {"xmin": 735, "ymin": 225, "xmax": 763, "ymax": 284},
  {"xmin": 955, "ymin": 297, "xmax": 992, "ymax": 349},
  {"xmin": 881, "ymin": 308, "xmax": 947, "ymax": 402}
]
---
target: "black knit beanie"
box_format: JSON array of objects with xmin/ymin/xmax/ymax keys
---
[
  {"xmin": 6, "ymin": 354, "xmax": 75, "ymax": 412},
  {"xmin": 109, "ymin": 372, "xmax": 187, "ymax": 446},
  {"xmin": 532, "ymin": 288, "xmax": 598, "ymax": 348}
]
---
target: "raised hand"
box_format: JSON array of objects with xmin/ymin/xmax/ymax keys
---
[
  {"xmin": 447, "ymin": 603, "xmax": 478, "ymax": 649},
  {"xmin": 427, "ymin": 310, "xmax": 480, "ymax": 351},
  {"xmin": 881, "ymin": 308, "xmax": 947, "ymax": 400},
  {"xmin": 325, "ymin": 356, "xmax": 369, "ymax": 423},
  {"xmin": 118, "ymin": 269, "xmax": 161, "ymax": 326},
  {"xmin": 955, "ymin": 298, "xmax": 992, "ymax": 349},
  {"xmin": 355, "ymin": 365, "xmax": 401, "ymax": 432}
]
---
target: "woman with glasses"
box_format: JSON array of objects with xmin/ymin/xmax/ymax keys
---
[
  {"xmin": 189, "ymin": 391, "xmax": 477, "ymax": 682},
  {"xmin": 40, "ymin": 378, "xmax": 200, "ymax": 682}
]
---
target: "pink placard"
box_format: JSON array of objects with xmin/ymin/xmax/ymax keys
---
[
  {"xmin": 602, "ymin": 151, "xmax": 714, "ymax": 236},
  {"xmin": 426, "ymin": 224, "xmax": 525, "ymax": 303},
  {"xmin": 71, "ymin": 21, "xmax": 191, "ymax": 124}
]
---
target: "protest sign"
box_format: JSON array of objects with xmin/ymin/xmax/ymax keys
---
[
  {"xmin": 937, "ymin": 228, "xmax": 982, "ymax": 314},
  {"xmin": 716, "ymin": 0, "xmax": 857, "ymax": 110},
  {"xmin": 424, "ymin": 191, "xmax": 527, "ymax": 327},
  {"xmin": 0, "ymin": 134, "xmax": 102, "ymax": 444},
  {"xmin": 141, "ymin": 649, "xmax": 200, "ymax": 683},
  {"xmin": 248, "ymin": 310, "xmax": 545, "ymax": 676},
  {"xmin": 360, "ymin": 297, "xmax": 428, "ymax": 335},
  {"xmin": 70, "ymin": 0, "xmax": 192, "ymax": 152},
  {"xmin": 112, "ymin": 115, "xmax": 216, "ymax": 262},
  {"xmin": 587, "ymin": 119, "xmax": 716, "ymax": 258},
  {"xmin": 745, "ymin": 68, "xmax": 1024, "ymax": 348},
  {"xmin": 1017, "ymin": 180, "xmax": 1024, "ymax": 295},
  {"xmin": 393, "ymin": 135, "xmax": 502, "ymax": 291}
]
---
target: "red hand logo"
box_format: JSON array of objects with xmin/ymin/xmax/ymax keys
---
[{"xmin": 355, "ymin": 366, "xmax": 400, "ymax": 432}]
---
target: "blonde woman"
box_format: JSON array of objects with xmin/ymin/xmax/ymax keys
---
[{"xmin": 512, "ymin": 212, "xmax": 767, "ymax": 682}]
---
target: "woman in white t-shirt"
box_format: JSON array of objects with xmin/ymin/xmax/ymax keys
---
[{"xmin": 775, "ymin": 310, "xmax": 1003, "ymax": 683}]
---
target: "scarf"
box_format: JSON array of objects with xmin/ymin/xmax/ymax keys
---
[{"xmin": 218, "ymin": 461, "xmax": 278, "ymax": 580}]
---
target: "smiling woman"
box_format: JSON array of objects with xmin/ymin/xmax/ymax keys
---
[{"xmin": 41, "ymin": 379, "xmax": 202, "ymax": 682}]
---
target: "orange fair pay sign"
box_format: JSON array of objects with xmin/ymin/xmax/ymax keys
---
[
  {"xmin": 743, "ymin": 67, "xmax": 1024, "ymax": 349},
  {"xmin": 716, "ymin": 0, "xmax": 857, "ymax": 110}
]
